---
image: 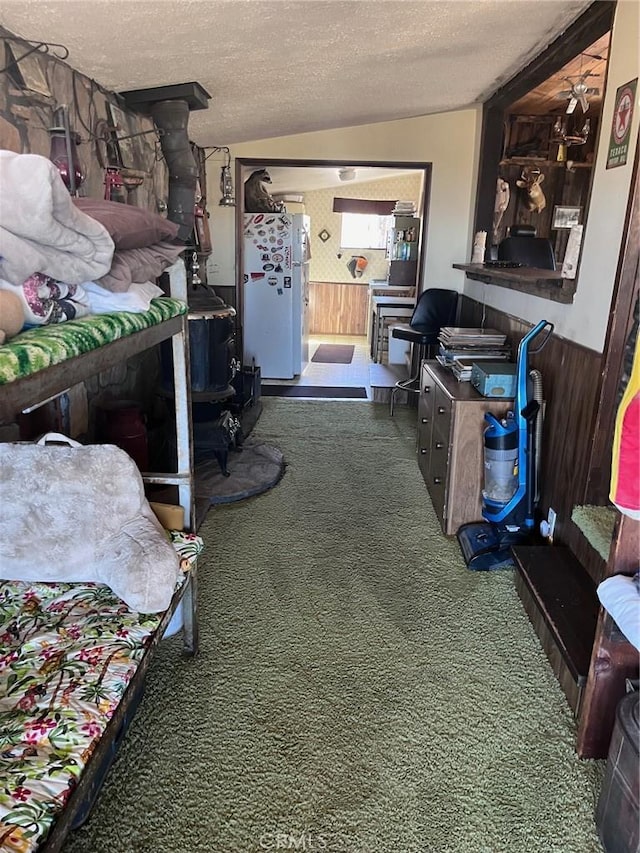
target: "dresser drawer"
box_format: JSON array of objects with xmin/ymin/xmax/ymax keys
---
[
  {"xmin": 432, "ymin": 385, "xmax": 452, "ymax": 445},
  {"xmin": 417, "ymin": 397, "xmax": 432, "ymax": 480},
  {"xmin": 420, "ymin": 363, "xmax": 437, "ymax": 412}
]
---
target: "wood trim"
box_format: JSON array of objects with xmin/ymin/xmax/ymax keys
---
[{"xmin": 309, "ymin": 281, "xmax": 369, "ymax": 335}]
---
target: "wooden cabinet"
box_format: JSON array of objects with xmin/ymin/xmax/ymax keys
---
[{"xmin": 418, "ymin": 361, "xmax": 512, "ymax": 535}]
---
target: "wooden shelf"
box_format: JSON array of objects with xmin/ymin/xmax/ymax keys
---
[
  {"xmin": 500, "ymin": 158, "xmax": 593, "ymax": 169},
  {"xmin": 453, "ymin": 263, "xmax": 577, "ymax": 304},
  {"xmin": 512, "ymin": 545, "xmax": 599, "ymax": 714}
]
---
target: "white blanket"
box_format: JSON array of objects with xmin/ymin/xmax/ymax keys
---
[{"xmin": 0, "ymin": 150, "xmax": 115, "ymax": 286}]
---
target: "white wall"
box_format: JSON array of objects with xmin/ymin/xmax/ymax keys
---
[
  {"xmin": 205, "ymin": 109, "xmax": 481, "ymax": 294},
  {"xmin": 466, "ymin": 0, "xmax": 639, "ymax": 352}
]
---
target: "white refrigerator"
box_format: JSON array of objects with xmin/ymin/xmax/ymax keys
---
[{"xmin": 242, "ymin": 212, "xmax": 310, "ymax": 379}]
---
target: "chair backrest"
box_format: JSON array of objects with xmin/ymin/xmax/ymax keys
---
[
  {"xmin": 410, "ymin": 288, "xmax": 459, "ymax": 336},
  {"xmin": 498, "ymin": 235, "xmax": 556, "ymax": 270}
]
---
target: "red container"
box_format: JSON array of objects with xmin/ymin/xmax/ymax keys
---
[{"xmin": 96, "ymin": 401, "xmax": 149, "ymax": 471}]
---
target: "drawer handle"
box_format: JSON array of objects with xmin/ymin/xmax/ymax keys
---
[
  {"xmin": 423, "ymin": 386, "xmax": 431, "ymax": 393},
  {"xmin": 435, "ymin": 441, "xmax": 444, "ymax": 449},
  {"xmin": 420, "ymin": 448, "xmax": 428, "ymax": 454},
  {"xmin": 433, "ymin": 476, "xmax": 443, "ymax": 485},
  {"xmin": 421, "ymin": 417, "xmax": 429, "ymax": 424},
  {"xmin": 437, "ymin": 406, "xmax": 447, "ymax": 414}
]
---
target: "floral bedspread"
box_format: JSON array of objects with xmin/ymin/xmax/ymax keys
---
[
  {"xmin": 0, "ymin": 531, "xmax": 202, "ymax": 853},
  {"xmin": 0, "ymin": 297, "xmax": 186, "ymax": 387}
]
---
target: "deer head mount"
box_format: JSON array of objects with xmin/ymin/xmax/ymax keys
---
[{"xmin": 516, "ymin": 167, "xmax": 546, "ymax": 214}]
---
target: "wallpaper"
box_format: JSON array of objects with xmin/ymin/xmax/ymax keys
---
[{"xmin": 304, "ymin": 173, "xmax": 423, "ymax": 283}]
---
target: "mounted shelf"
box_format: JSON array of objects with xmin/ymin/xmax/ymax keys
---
[{"xmin": 453, "ymin": 263, "xmax": 577, "ymax": 304}]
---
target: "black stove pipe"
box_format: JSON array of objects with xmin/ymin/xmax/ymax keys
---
[{"xmin": 150, "ymin": 98, "xmax": 198, "ymax": 242}]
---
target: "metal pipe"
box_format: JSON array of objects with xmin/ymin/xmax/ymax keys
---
[{"xmin": 150, "ymin": 99, "xmax": 198, "ymax": 242}]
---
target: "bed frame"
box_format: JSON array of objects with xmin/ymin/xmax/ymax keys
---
[{"xmin": 0, "ymin": 261, "xmax": 198, "ymax": 851}]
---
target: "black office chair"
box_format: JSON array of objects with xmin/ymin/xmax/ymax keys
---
[
  {"xmin": 389, "ymin": 288, "xmax": 459, "ymax": 415},
  {"xmin": 498, "ymin": 224, "xmax": 556, "ymax": 270}
]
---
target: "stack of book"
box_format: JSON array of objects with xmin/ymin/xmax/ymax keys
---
[
  {"xmin": 437, "ymin": 327, "xmax": 511, "ymax": 380},
  {"xmin": 392, "ymin": 201, "xmax": 416, "ymax": 215}
]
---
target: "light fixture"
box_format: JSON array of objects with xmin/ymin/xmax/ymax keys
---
[
  {"xmin": 218, "ymin": 147, "xmax": 235, "ymax": 206},
  {"xmin": 48, "ymin": 105, "xmax": 85, "ymax": 195},
  {"xmin": 552, "ymin": 115, "xmax": 590, "ymax": 154},
  {"xmin": 338, "ymin": 167, "xmax": 356, "ymax": 182}
]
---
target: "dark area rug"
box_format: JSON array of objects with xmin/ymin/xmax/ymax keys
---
[
  {"xmin": 195, "ymin": 440, "xmax": 285, "ymax": 504},
  {"xmin": 261, "ymin": 385, "xmax": 367, "ymax": 398},
  {"xmin": 311, "ymin": 343, "xmax": 355, "ymax": 364}
]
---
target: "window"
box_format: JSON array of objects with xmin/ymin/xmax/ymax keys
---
[{"xmin": 340, "ymin": 213, "xmax": 392, "ymax": 250}]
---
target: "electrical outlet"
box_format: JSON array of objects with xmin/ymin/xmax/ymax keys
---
[{"xmin": 547, "ymin": 507, "xmax": 557, "ymax": 541}]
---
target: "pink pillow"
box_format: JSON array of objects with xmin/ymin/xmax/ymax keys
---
[
  {"xmin": 96, "ymin": 242, "xmax": 186, "ymax": 292},
  {"xmin": 73, "ymin": 198, "xmax": 180, "ymax": 250}
]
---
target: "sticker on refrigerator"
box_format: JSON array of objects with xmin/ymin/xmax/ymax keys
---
[
  {"xmin": 284, "ymin": 277, "xmax": 292, "ymax": 288},
  {"xmin": 268, "ymin": 276, "xmax": 278, "ymax": 286},
  {"xmin": 277, "ymin": 288, "xmax": 283, "ymax": 295}
]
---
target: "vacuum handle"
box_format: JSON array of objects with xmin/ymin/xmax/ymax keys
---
[{"xmin": 527, "ymin": 321, "xmax": 554, "ymax": 354}]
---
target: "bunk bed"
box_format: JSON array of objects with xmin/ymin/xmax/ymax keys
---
[{"xmin": 0, "ymin": 262, "xmax": 200, "ymax": 852}]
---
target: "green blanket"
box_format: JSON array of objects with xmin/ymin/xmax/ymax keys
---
[{"xmin": 0, "ymin": 298, "xmax": 187, "ymax": 386}]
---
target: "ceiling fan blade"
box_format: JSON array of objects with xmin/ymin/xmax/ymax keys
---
[
  {"xmin": 578, "ymin": 94, "xmax": 589, "ymax": 113},
  {"xmin": 566, "ymin": 97, "xmax": 578, "ymax": 115}
]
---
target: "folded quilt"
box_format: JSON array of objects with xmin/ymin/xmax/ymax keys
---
[{"xmin": 0, "ymin": 151, "xmax": 114, "ymax": 286}]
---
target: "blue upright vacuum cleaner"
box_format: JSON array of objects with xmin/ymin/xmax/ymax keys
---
[{"xmin": 457, "ymin": 320, "xmax": 554, "ymax": 570}]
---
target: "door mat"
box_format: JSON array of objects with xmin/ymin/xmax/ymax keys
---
[
  {"xmin": 195, "ymin": 440, "xmax": 285, "ymax": 505},
  {"xmin": 261, "ymin": 385, "xmax": 367, "ymax": 399},
  {"xmin": 311, "ymin": 344, "xmax": 355, "ymax": 364}
]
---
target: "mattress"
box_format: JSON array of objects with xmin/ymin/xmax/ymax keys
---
[
  {"xmin": 0, "ymin": 530, "xmax": 202, "ymax": 853},
  {"xmin": 0, "ymin": 297, "xmax": 187, "ymax": 386}
]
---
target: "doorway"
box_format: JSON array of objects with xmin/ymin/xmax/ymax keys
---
[{"xmin": 236, "ymin": 157, "xmax": 431, "ymax": 400}]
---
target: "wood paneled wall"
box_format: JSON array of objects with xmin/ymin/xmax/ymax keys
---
[
  {"xmin": 459, "ymin": 297, "xmax": 603, "ymax": 554},
  {"xmin": 309, "ymin": 282, "xmax": 368, "ymax": 335}
]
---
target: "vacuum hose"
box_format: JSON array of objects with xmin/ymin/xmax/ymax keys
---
[{"xmin": 529, "ymin": 368, "xmax": 544, "ymax": 504}]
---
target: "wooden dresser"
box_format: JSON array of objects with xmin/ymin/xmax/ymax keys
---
[{"xmin": 418, "ymin": 361, "xmax": 512, "ymax": 535}]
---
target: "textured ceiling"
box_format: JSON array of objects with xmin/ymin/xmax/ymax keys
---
[{"xmin": 0, "ymin": 0, "xmax": 593, "ymax": 146}]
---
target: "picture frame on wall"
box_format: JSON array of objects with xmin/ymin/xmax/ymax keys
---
[{"xmin": 552, "ymin": 205, "xmax": 581, "ymax": 230}]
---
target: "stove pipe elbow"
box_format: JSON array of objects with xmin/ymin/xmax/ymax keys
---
[{"xmin": 151, "ymin": 99, "xmax": 198, "ymax": 242}]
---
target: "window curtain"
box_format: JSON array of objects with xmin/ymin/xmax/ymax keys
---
[{"xmin": 332, "ymin": 198, "xmax": 396, "ymax": 215}]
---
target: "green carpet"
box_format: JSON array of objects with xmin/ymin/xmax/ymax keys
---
[
  {"xmin": 64, "ymin": 400, "xmax": 604, "ymax": 853},
  {"xmin": 572, "ymin": 504, "xmax": 617, "ymax": 561}
]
